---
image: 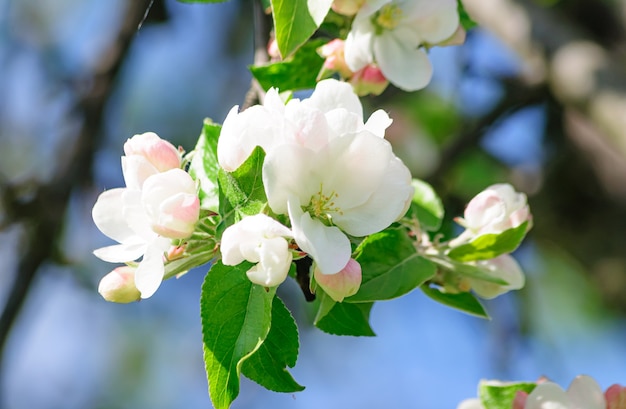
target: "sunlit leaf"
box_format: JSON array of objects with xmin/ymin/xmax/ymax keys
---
[
  {"xmin": 407, "ymin": 178, "xmax": 444, "ymax": 231},
  {"xmin": 241, "ymin": 296, "xmax": 304, "ymax": 392},
  {"xmin": 421, "ymin": 285, "xmax": 489, "ymax": 319},
  {"xmin": 479, "ymin": 380, "xmax": 536, "ymax": 409},
  {"xmin": 346, "ymin": 228, "xmax": 436, "ymax": 303},
  {"xmin": 447, "ymin": 222, "xmax": 529, "ymax": 262},
  {"xmin": 201, "ymin": 261, "xmax": 275, "ymax": 409},
  {"xmin": 271, "ymin": 0, "xmax": 332, "ymax": 57},
  {"xmin": 189, "ymin": 119, "xmax": 221, "ymax": 212},
  {"xmin": 314, "ymin": 292, "xmax": 375, "ymax": 336}
]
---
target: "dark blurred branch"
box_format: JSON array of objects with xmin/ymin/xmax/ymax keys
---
[
  {"xmin": 0, "ymin": 0, "xmax": 153, "ymax": 390},
  {"xmin": 242, "ymin": 0, "xmax": 272, "ymax": 110}
]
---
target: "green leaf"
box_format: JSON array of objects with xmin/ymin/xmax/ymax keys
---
[
  {"xmin": 479, "ymin": 380, "xmax": 536, "ymax": 409},
  {"xmin": 427, "ymin": 255, "xmax": 509, "ymax": 285},
  {"xmin": 421, "ymin": 285, "xmax": 489, "ymax": 319},
  {"xmin": 217, "ymin": 146, "xmax": 267, "ymax": 223},
  {"xmin": 407, "ymin": 178, "xmax": 444, "ymax": 231},
  {"xmin": 458, "ymin": 0, "xmax": 478, "ymax": 30},
  {"xmin": 270, "ymin": 0, "xmax": 332, "ymax": 57},
  {"xmin": 447, "ymin": 222, "xmax": 529, "ymax": 262},
  {"xmin": 189, "ymin": 120, "xmax": 221, "ymax": 212},
  {"xmin": 201, "ymin": 261, "xmax": 276, "ymax": 409},
  {"xmin": 314, "ymin": 292, "xmax": 375, "ymax": 336},
  {"xmin": 346, "ymin": 228, "xmax": 436, "ymax": 303},
  {"xmin": 250, "ymin": 39, "xmax": 326, "ymax": 92},
  {"xmin": 241, "ymin": 296, "xmax": 304, "ymax": 392}
]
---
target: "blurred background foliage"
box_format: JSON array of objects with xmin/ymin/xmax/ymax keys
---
[{"xmin": 0, "ymin": 0, "xmax": 625, "ymax": 408}]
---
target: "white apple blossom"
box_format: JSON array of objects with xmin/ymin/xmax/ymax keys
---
[
  {"xmin": 467, "ymin": 254, "xmax": 525, "ymax": 299},
  {"xmin": 344, "ymin": 0, "xmax": 460, "ymax": 91},
  {"xmin": 122, "ymin": 132, "xmax": 181, "ymax": 190},
  {"xmin": 454, "ymin": 183, "xmax": 531, "ymax": 243},
  {"xmin": 220, "ymin": 214, "xmax": 294, "ymax": 287},
  {"xmin": 217, "ymin": 79, "xmax": 412, "ymax": 276},
  {"xmin": 93, "ymin": 142, "xmax": 200, "ymax": 299}
]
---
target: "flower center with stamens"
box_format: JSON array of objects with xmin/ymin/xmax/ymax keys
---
[
  {"xmin": 373, "ymin": 4, "xmax": 403, "ymax": 33},
  {"xmin": 307, "ymin": 186, "xmax": 343, "ymax": 223}
]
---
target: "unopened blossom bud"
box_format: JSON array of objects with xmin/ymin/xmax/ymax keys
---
[
  {"xmin": 512, "ymin": 390, "xmax": 528, "ymax": 409},
  {"xmin": 221, "ymin": 214, "xmax": 293, "ymax": 287},
  {"xmin": 141, "ymin": 168, "xmax": 200, "ymax": 239},
  {"xmin": 468, "ymin": 254, "xmax": 525, "ymax": 299},
  {"xmin": 122, "ymin": 132, "xmax": 181, "ymax": 190},
  {"xmin": 606, "ymin": 384, "xmax": 626, "ymax": 409},
  {"xmin": 318, "ymin": 39, "xmax": 353, "ymax": 79},
  {"xmin": 267, "ymin": 38, "xmax": 281, "ymax": 61},
  {"xmin": 458, "ymin": 183, "xmax": 531, "ymax": 237},
  {"xmin": 98, "ymin": 266, "xmax": 141, "ymax": 303},
  {"xmin": 350, "ymin": 64, "xmax": 389, "ymax": 96},
  {"xmin": 124, "ymin": 132, "xmax": 181, "ymax": 172},
  {"xmin": 314, "ymin": 258, "xmax": 362, "ymax": 302},
  {"xmin": 331, "ymin": 0, "xmax": 365, "ymax": 16}
]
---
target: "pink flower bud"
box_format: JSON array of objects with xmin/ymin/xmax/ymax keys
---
[
  {"xmin": 98, "ymin": 266, "xmax": 141, "ymax": 303},
  {"xmin": 141, "ymin": 168, "xmax": 200, "ymax": 239},
  {"xmin": 314, "ymin": 258, "xmax": 362, "ymax": 302},
  {"xmin": 459, "ymin": 183, "xmax": 531, "ymax": 237},
  {"xmin": 350, "ymin": 64, "xmax": 389, "ymax": 96},
  {"xmin": 331, "ymin": 0, "xmax": 365, "ymax": 16},
  {"xmin": 512, "ymin": 391, "xmax": 528, "ymax": 409},
  {"xmin": 267, "ymin": 38, "xmax": 281, "ymax": 61},
  {"xmin": 318, "ymin": 39, "xmax": 353, "ymax": 79},
  {"xmin": 124, "ymin": 132, "xmax": 181, "ymax": 173},
  {"xmin": 468, "ymin": 254, "xmax": 525, "ymax": 299},
  {"xmin": 606, "ymin": 384, "xmax": 626, "ymax": 409}
]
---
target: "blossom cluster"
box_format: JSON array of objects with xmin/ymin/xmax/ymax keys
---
[
  {"xmin": 315, "ymin": 0, "xmax": 466, "ymax": 95},
  {"xmin": 459, "ymin": 376, "xmax": 626, "ymax": 409}
]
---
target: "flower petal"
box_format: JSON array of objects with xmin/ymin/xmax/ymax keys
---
[
  {"xmin": 373, "ymin": 30, "xmax": 433, "ymax": 91},
  {"xmin": 344, "ymin": 18, "xmax": 376, "ymax": 72},
  {"xmin": 408, "ymin": 0, "xmax": 460, "ymax": 44},
  {"xmin": 363, "ymin": 109, "xmax": 393, "ymax": 138},
  {"xmin": 525, "ymin": 382, "xmax": 570, "ymax": 409},
  {"xmin": 92, "ymin": 188, "xmax": 139, "ymax": 243},
  {"xmin": 93, "ymin": 242, "xmax": 146, "ymax": 263},
  {"xmin": 307, "ymin": 79, "xmax": 363, "ymax": 118},
  {"xmin": 288, "ymin": 197, "xmax": 351, "ymax": 275},
  {"xmin": 121, "ymin": 156, "xmax": 159, "ymax": 190},
  {"xmin": 567, "ymin": 375, "xmax": 606, "ymax": 409},
  {"xmin": 246, "ymin": 237, "xmax": 293, "ymax": 287},
  {"xmin": 134, "ymin": 237, "xmax": 170, "ymax": 299}
]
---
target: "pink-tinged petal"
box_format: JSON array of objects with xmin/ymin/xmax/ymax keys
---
[
  {"xmin": 344, "ymin": 18, "xmax": 376, "ymax": 72},
  {"xmin": 373, "ymin": 30, "xmax": 433, "ymax": 91},
  {"xmin": 333, "ymin": 155, "xmax": 413, "ymax": 236},
  {"xmin": 307, "ymin": 79, "xmax": 363, "ymax": 118},
  {"xmin": 567, "ymin": 375, "xmax": 606, "ymax": 409},
  {"xmin": 288, "ymin": 198, "xmax": 351, "ymax": 275},
  {"xmin": 407, "ymin": 0, "xmax": 460, "ymax": 44},
  {"xmin": 605, "ymin": 384, "xmax": 626, "ymax": 409},
  {"xmin": 121, "ymin": 156, "xmax": 159, "ymax": 190},
  {"xmin": 284, "ymin": 99, "xmax": 335, "ymax": 149},
  {"xmin": 98, "ymin": 266, "xmax": 141, "ymax": 303},
  {"xmin": 314, "ymin": 258, "xmax": 361, "ymax": 301},
  {"xmin": 93, "ymin": 242, "xmax": 146, "ymax": 263},
  {"xmin": 134, "ymin": 237, "xmax": 170, "ymax": 299},
  {"xmin": 123, "ymin": 132, "xmax": 181, "ymax": 172},
  {"xmin": 92, "ymin": 188, "xmax": 138, "ymax": 243},
  {"xmin": 464, "ymin": 191, "xmax": 507, "ymax": 231},
  {"xmin": 263, "ymin": 144, "xmax": 320, "ymax": 215},
  {"xmin": 525, "ymin": 382, "xmax": 570, "ymax": 409},
  {"xmin": 363, "ymin": 109, "xmax": 393, "ymax": 138}
]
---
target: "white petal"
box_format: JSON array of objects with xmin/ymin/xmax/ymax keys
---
[
  {"xmin": 323, "ymin": 108, "xmax": 362, "ymax": 137},
  {"xmin": 308, "ymin": 79, "xmax": 363, "ymax": 118},
  {"xmin": 355, "ymin": 0, "xmax": 392, "ymax": 20},
  {"xmin": 288, "ymin": 198, "xmax": 351, "ymax": 275},
  {"xmin": 374, "ymin": 31, "xmax": 433, "ymax": 91},
  {"xmin": 456, "ymin": 399, "xmax": 485, "ymax": 409},
  {"xmin": 333, "ymin": 155, "xmax": 413, "ymax": 236},
  {"xmin": 263, "ymin": 144, "xmax": 320, "ymax": 215},
  {"xmin": 344, "ymin": 18, "xmax": 376, "ymax": 72},
  {"xmin": 121, "ymin": 156, "xmax": 159, "ymax": 190},
  {"xmin": 93, "ymin": 242, "xmax": 146, "ymax": 263},
  {"xmin": 567, "ymin": 375, "xmax": 606, "ymax": 409},
  {"xmin": 284, "ymin": 99, "xmax": 335, "ymax": 150},
  {"xmin": 364, "ymin": 109, "xmax": 393, "ymax": 137},
  {"xmin": 92, "ymin": 188, "xmax": 139, "ymax": 243},
  {"xmin": 134, "ymin": 237, "xmax": 170, "ymax": 299},
  {"xmin": 246, "ymin": 237, "xmax": 292, "ymax": 287},
  {"xmin": 525, "ymin": 382, "xmax": 570, "ymax": 409},
  {"xmin": 408, "ymin": 0, "xmax": 460, "ymax": 44},
  {"xmin": 307, "ymin": 0, "xmax": 333, "ymax": 26},
  {"xmin": 121, "ymin": 189, "xmax": 156, "ymax": 241}
]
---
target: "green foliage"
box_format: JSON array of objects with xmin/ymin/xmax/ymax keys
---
[
  {"xmin": 347, "ymin": 228, "xmax": 437, "ymax": 303},
  {"xmin": 407, "ymin": 178, "xmax": 444, "ymax": 231},
  {"xmin": 270, "ymin": 0, "xmax": 332, "ymax": 57},
  {"xmin": 189, "ymin": 120, "xmax": 221, "ymax": 212},
  {"xmin": 217, "ymin": 146, "xmax": 268, "ymax": 225},
  {"xmin": 200, "ymin": 261, "xmax": 276, "ymax": 409},
  {"xmin": 314, "ymin": 292, "xmax": 376, "ymax": 336},
  {"xmin": 241, "ymin": 296, "xmax": 304, "ymax": 392},
  {"xmin": 250, "ymin": 39, "xmax": 326, "ymax": 92},
  {"xmin": 421, "ymin": 285, "xmax": 489, "ymax": 319},
  {"xmin": 447, "ymin": 222, "xmax": 530, "ymax": 262},
  {"xmin": 457, "ymin": 0, "xmax": 478, "ymax": 30},
  {"xmin": 479, "ymin": 381, "xmax": 536, "ymax": 409}
]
